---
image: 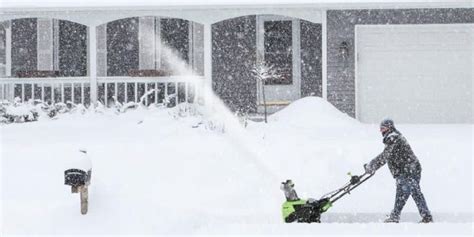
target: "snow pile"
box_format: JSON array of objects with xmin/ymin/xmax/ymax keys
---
[
  {"xmin": 1, "ymin": 97, "xmax": 472, "ymax": 235},
  {"xmin": 268, "ymin": 96, "xmax": 359, "ymax": 128},
  {"xmin": 62, "ymin": 150, "xmax": 92, "ymax": 172}
]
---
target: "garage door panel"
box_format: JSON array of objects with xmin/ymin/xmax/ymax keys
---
[{"xmin": 357, "ymin": 24, "xmax": 473, "ymax": 123}]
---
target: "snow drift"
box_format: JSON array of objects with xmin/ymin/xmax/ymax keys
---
[
  {"xmin": 268, "ymin": 96, "xmax": 359, "ymax": 128},
  {"xmin": 1, "ymin": 97, "xmax": 472, "ymax": 235}
]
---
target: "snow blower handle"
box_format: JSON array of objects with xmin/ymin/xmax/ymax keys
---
[{"xmin": 329, "ymin": 172, "xmax": 374, "ymax": 204}]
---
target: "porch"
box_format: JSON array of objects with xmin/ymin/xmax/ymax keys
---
[{"xmin": 0, "ymin": 6, "xmax": 325, "ymax": 111}]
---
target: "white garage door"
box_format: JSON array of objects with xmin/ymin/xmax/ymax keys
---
[{"xmin": 356, "ymin": 24, "xmax": 473, "ymax": 123}]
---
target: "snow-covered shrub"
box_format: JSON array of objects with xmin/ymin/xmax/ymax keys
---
[
  {"xmin": 169, "ymin": 102, "xmax": 201, "ymax": 118},
  {"xmin": 0, "ymin": 98, "xmax": 89, "ymax": 124},
  {"xmin": 0, "ymin": 98, "xmax": 39, "ymax": 123},
  {"xmin": 0, "ymin": 88, "xmax": 219, "ymax": 126}
]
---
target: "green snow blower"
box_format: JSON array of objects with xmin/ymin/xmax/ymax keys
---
[{"xmin": 280, "ymin": 172, "xmax": 374, "ymax": 223}]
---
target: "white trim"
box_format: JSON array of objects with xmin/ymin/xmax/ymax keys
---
[
  {"xmin": 321, "ymin": 9, "xmax": 327, "ymax": 100},
  {"xmin": 0, "ymin": 7, "xmax": 324, "ymax": 26},
  {"xmin": 138, "ymin": 16, "xmax": 156, "ymax": 70},
  {"xmin": 191, "ymin": 22, "xmax": 204, "ymax": 75},
  {"xmin": 96, "ymin": 24, "xmax": 107, "ymax": 76},
  {"xmin": 88, "ymin": 26, "xmax": 97, "ymax": 104},
  {"xmin": 293, "ymin": 17, "xmax": 301, "ymax": 98},
  {"xmin": 37, "ymin": 18, "xmax": 54, "ymax": 71},
  {"xmin": 256, "ymin": 15, "xmax": 301, "ymax": 105},
  {"xmin": 203, "ymin": 23, "xmax": 212, "ymax": 104}
]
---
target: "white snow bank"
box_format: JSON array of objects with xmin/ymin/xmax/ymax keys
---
[
  {"xmin": 268, "ymin": 96, "xmax": 359, "ymax": 127},
  {"xmin": 1, "ymin": 100, "xmax": 472, "ymax": 235}
]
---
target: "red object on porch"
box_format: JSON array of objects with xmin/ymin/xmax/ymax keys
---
[
  {"xmin": 128, "ymin": 69, "xmax": 171, "ymax": 77},
  {"xmin": 16, "ymin": 70, "xmax": 60, "ymax": 78}
]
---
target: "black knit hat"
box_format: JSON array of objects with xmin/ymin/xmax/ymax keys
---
[{"xmin": 380, "ymin": 118, "xmax": 395, "ymax": 129}]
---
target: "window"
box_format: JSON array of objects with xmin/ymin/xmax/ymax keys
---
[
  {"xmin": 263, "ymin": 20, "xmax": 293, "ymax": 85},
  {"xmin": 8, "ymin": 18, "xmax": 87, "ymax": 78},
  {"xmin": 0, "ymin": 23, "xmax": 6, "ymax": 76},
  {"xmin": 106, "ymin": 17, "xmax": 203, "ymax": 77}
]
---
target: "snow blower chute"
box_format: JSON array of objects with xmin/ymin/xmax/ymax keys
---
[{"xmin": 280, "ymin": 172, "xmax": 374, "ymax": 223}]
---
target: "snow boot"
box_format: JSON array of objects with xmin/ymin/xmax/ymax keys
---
[
  {"xmin": 419, "ymin": 215, "xmax": 433, "ymax": 223},
  {"xmin": 384, "ymin": 216, "xmax": 399, "ymax": 223}
]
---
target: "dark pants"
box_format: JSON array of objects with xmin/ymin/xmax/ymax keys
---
[{"xmin": 391, "ymin": 175, "xmax": 431, "ymax": 220}]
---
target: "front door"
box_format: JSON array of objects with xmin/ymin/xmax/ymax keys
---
[{"xmin": 256, "ymin": 15, "xmax": 301, "ymax": 110}]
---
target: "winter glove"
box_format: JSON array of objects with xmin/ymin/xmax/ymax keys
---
[
  {"xmin": 350, "ymin": 175, "xmax": 361, "ymax": 185},
  {"xmin": 364, "ymin": 163, "xmax": 375, "ymax": 175}
]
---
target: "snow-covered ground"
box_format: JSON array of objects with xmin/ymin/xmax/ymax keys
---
[{"xmin": 1, "ymin": 97, "xmax": 473, "ymax": 236}]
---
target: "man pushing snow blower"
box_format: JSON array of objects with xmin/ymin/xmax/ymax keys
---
[
  {"xmin": 364, "ymin": 119, "xmax": 433, "ymax": 223},
  {"xmin": 281, "ymin": 119, "xmax": 433, "ymax": 223}
]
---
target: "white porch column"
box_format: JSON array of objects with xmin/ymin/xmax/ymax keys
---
[
  {"xmin": 37, "ymin": 18, "xmax": 54, "ymax": 71},
  {"xmin": 189, "ymin": 22, "xmax": 204, "ymax": 76},
  {"xmin": 88, "ymin": 25, "xmax": 98, "ymax": 104},
  {"xmin": 203, "ymin": 23, "xmax": 212, "ymax": 104},
  {"xmin": 139, "ymin": 16, "xmax": 156, "ymax": 70},
  {"xmin": 321, "ymin": 9, "xmax": 328, "ymax": 100}
]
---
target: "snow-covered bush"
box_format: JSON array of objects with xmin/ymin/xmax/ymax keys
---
[
  {"xmin": 0, "ymin": 89, "xmax": 236, "ymax": 130},
  {"xmin": 0, "ymin": 98, "xmax": 39, "ymax": 124},
  {"xmin": 0, "ymin": 98, "xmax": 89, "ymax": 124}
]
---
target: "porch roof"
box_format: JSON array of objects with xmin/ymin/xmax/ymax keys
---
[{"xmin": 1, "ymin": 0, "xmax": 471, "ymax": 11}]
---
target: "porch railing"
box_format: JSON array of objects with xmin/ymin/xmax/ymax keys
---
[{"xmin": 0, "ymin": 76, "xmax": 204, "ymax": 107}]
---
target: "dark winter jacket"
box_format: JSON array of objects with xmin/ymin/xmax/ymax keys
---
[{"xmin": 366, "ymin": 130, "xmax": 421, "ymax": 178}]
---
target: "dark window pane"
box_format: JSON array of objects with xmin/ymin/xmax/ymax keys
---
[
  {"xmin": 107, "ymin": 18, "xmax": 139, "ymax": 76},
  {"xmin": 106, "ymin": 83, "xmax": 115, "ymax": 106},
  {"xmin": 157, "ymin": 83, "xmax": 165, "ymax": 103},
  {"xmin": 54, "ymin": 84, "xmax": 62, "ymax": 103},
  {"xmin": 117, "ymin": 83, "xmax": 125, "ymax": 104},
  {"xmin": 12, "ymin": 19, "xmax": 37, "ymax": 77},
  {"xmin": 59, "ymin": 20, "xmax": 87, "ymax": 77},
  {"xmin": 0, "ymin": 23, "xmax": 6, "ymax": 66},
  {"xmin": 166, "ymin": 82, "xmax": 176, "ymax": 107},
  {"xmin": 161, "ymin": 18, "xmax": 189, "ymax": 73},
  {"xmin": 83, "ymin": 84, "xmax": 90, "ymax": 106},
  {"xmin": 14, "ymin": 84, "xmax": 22, "ymax": 101},
  {"xmin": 137, "ymin": 83, "xmax": 145, "ymax": 104},
  {"xmin": 34, "ymin": 84, "xmax": 42, "ymax": 101},
  {"xmin": 74, "ymin": 83, "xmax": 82, "ymax": 104},
  {"xmin": 126, "ymin": 82, "xmax": 135, "ymax": 102},
  {"xmin": 44, "ymin": 85, "xmax": 52, "ymax": 104},
  {"xmin": 98, "ymin": 83, "xmax": 105, "ymax": 104},
  {"xmin": 64, "ymin": 83, "xmax": 72, "ymax": 103},
  {"xmin": 264, "ymin": 20, "xmax": 292, "ymax": 85},
  {"xmin": 24, "ymin": 84, "xmax": 32, "ymax": 101},
  {"xmin": 147, "ymin": 83, "xmax": 156, "ymax": 105}
]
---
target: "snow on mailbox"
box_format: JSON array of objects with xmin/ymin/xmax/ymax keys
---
[{"xmin": 64, "ymin": 149, "xmax": 92, "ymax": 215}]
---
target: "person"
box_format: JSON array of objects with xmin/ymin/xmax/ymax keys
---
[{"xmin": 364, "ymin": 119, "xmax": 433, "ymax": 223}]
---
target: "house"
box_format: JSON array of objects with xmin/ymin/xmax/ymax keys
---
[{"xmin": 0, "ymin": 0, "xmax": 472, "ymax": 123}]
